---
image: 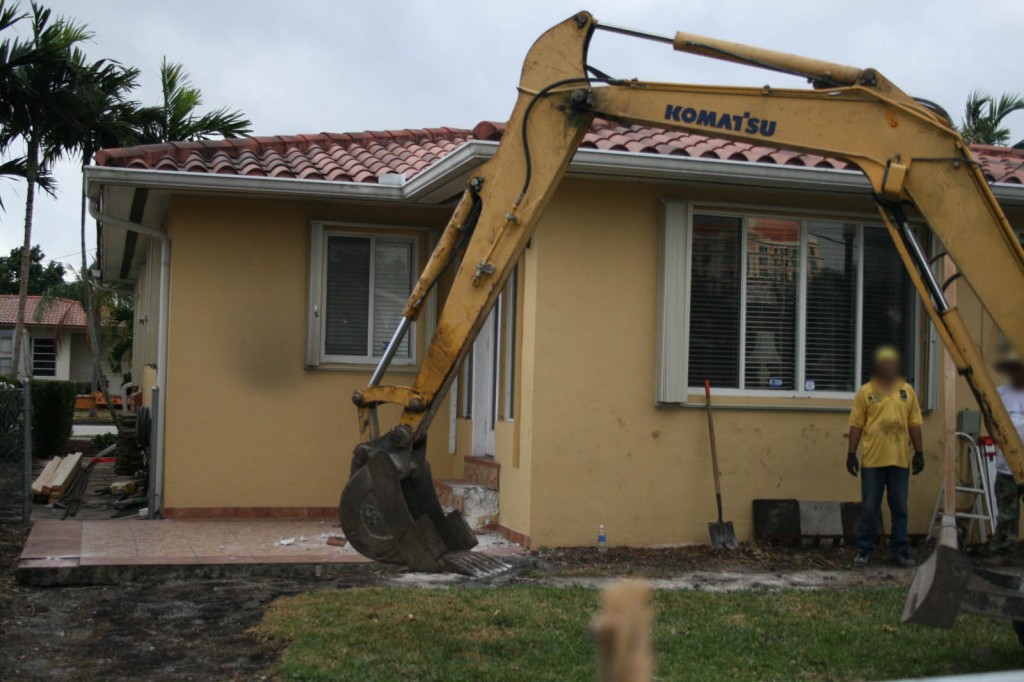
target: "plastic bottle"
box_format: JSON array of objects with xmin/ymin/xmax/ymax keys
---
[{"xmin": 598, "ymin": 524, "xmax": 607, "ymax": 553}]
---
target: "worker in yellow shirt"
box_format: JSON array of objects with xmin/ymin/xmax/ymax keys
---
[{"xmin": 847, "ymin": 346, "xmax": 924, "ymax": 568}]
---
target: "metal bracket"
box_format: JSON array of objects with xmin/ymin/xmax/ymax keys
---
[{"xmin": 471, "ymin": 260, "xmax": 496, "ymax": 287}]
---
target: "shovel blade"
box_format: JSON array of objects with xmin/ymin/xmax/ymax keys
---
[
  {"xmin": 709, "ymin": 521, "xmax": 739, "ymax": 550},
  {"xmin": 902, "ymin": 543, "xmax": 970, "ymax": 628}
]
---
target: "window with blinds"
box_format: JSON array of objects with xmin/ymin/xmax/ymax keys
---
[
  {"xmin": 861, "ymin": 227, "xmax": 916, "ymax": 385},
  {"xmin": 321, "ymin": 233, "xmax": 415, "ymax": 363},
  {"xmin": 688, "ymin": 215, "xmax": 742, "ymax": 388},
  {"xmin": 744, "ymin": 218, "xmax": 799, "ymax": 390},
  {"xmin": 675, "ymin": 209, "xmax": 916, "ymax": 396},
  {"xmin": 805, "ymin": 221, "xmax": 858, "ymax": 392}
]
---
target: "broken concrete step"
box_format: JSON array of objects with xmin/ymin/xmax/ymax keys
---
[
  {"xmin": 434, "ymin": 480, "xmax": 498, "ymax": 530},
  {"xmin": 463, "ymin": 456, "xmax": 500, "ymax": 490}
]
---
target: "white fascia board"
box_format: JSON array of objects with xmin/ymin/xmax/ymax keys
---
[{"xmin": 84, "ymin": 140, "xmax": 1024, "ymax": 207}]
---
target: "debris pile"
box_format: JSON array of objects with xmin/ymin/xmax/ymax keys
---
[{"xmin": 31, "ymin": 453, "xmax": 83, "ymax": 503}]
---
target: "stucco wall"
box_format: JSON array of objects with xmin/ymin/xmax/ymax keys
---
[
  {"xmin": 68, "ymin": 333, "xmax": 92, "ymax": 383},
  {"xmin": 147, "ymin": 177, "xmax": 1017, "ymax": 543},
  {"xmin": 160, "ymin": 195, "xmax": 456, "ymax": 511},
  {"xmin": 517, "ymin": 177, "xmax": 1012, "ymax": 547},
  {"xmin": 25, "ymin": 327, "xmax": 73, "ymax": 381}
]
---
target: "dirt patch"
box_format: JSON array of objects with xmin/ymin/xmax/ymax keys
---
[
  {"xmin": 539, "ymin": 542, "xmax": 866, "ymax": 577},
  {"xmin": 0, "ymin": 523, "xmax": 395, "ymax": 680},
  {"xmin": 0, "ymin": 527, "xmax": 929, "ymax": 680},
  {"xmin": 534, "ymin": 568, "xmax": 910, "ymax": 592}
]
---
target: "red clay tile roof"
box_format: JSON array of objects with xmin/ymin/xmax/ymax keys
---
[
  {"xmin": 93, "ymin": 119, "xmax": 1024, "ymax": 186},
  {"xmin": 0, "ymin": 296, "xmax": 87, "ymax": 330}
]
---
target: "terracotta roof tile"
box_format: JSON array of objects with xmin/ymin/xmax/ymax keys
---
[
  {"xmin": 0, "ymin": 296, "xmax": 87, "ymax": 330},
  {"xmin": 92, "ymin": 119, "xmax": 1024, "ymax": 186}
]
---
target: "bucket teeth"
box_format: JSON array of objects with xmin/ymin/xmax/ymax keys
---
[{"xmin": 441, "ymin": 551, "xmax": 512, "ymax": 578}]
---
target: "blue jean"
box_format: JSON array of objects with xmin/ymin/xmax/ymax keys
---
[{"xmin": 857, "ymin": 465, "xmax": 910, "ymax": 557}]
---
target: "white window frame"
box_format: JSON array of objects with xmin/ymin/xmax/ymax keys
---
[
  {"xmin": 502, "ymin": 266, "xmax": 518, "ymax": 422},
  {"xmin": 657, "ymin": 200, "xmax": 919, "ymax": 403},
  {"xmin": 306, "ymin": 221, "xmax": 421, "ymax": 368}
]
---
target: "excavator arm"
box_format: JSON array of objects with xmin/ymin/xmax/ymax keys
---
[{"xmin": 339, "ymin": 11, "xmax": 1024, "ymax": 611}]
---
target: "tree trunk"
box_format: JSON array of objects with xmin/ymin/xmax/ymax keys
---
[
  {"xmin": 79, "ymin": 155, "xmax": 120, "ymax": 426},
  {"xmin": 11, "ymin": 138, "xmax": 37, "ymax": 381}
]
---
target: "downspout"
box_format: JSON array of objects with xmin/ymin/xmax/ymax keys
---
[{"xmin": 88, "ymin": 198, "xmax": 170, "ymax": 517}]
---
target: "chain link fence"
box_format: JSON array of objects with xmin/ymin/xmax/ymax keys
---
[{"xmin": 0, "ymin": 385, "xmax": 31, "ymax": 527}]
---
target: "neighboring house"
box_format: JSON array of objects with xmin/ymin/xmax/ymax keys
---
[
  {"xmin": 85, "ymin": 122, "xmax": 1024, "ymax": 548},
  {"xmin": 0, "ymin": 295, "xmax": 97, "ymax": 382}
]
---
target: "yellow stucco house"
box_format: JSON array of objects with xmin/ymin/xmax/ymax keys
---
[{"xmin": 84, "ymin": 121, "xmax": 1024, "ymax": 548}]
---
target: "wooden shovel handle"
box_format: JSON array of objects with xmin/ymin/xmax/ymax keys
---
[{"xmin": 704, "ymin": 380, "xmax": 723, "ymax": 499}]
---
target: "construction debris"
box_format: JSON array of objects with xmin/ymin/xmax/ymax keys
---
[
  {"xmin": 31, "ymin": 456, "xmax": 62, "ymax": 498},
  {"xmin": 31, "ymin": 453, "xmax": 84, "ymax": 503}
]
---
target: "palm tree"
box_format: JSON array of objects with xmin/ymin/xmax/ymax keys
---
[
  {"xmin": 0, "ymin": 0, "xmax": 60, "ymax": 205},
  {"xmin": 0, "ymin": 2, "xmax": 92, "ymax": 379},
  {"xmin": 958, "ymin": 90, "xmax": 1024, "ymax": 146},
  {"xmin": 71, "ymin": 56, "xmax": 142, "ymax": 414},
  {"xmin": 135, "ymin": 57, "xmax": 251, "ymax": 143}
]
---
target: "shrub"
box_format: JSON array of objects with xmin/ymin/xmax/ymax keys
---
[
  {"xmin": 30, "ymin": 380, "xmax": 79, "ymax": 459},
  {"xmin": 89, "ymin": 431, "xmax": 117, "ymax": 450}
]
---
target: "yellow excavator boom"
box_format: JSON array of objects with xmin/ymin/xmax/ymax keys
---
[{"xmin": 339, "ymin": 12, "xmax": 1024, "ymax": 626}]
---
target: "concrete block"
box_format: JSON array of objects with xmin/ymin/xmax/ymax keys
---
[
  {"xmin": 753, "ymin": 499, "xmax": 800, "ymax": 544},
  {"xmin": 798, "ymin": 500, "xmax": 843, "ymax": 537}
]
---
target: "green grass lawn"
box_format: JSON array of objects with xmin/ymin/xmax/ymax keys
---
[{"xmin": 255, "ymin": 586, "xmax": 1023, "ymax": 681}]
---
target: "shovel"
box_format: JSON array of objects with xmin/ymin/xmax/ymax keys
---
[{"xmin": 704, "ymin": 380, "xmax": 738, "ymax": 550}]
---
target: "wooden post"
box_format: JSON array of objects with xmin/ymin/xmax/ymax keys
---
[
  {"xmin": 940, "ymin": 256, "xmax": 958, "ymax": 548},
  {"xmin": 593, "ymin": 580, "xmax": 654, "ymax": 682}
]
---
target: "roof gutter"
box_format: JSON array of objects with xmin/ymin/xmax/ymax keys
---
[
  {"xmin": 84, "ymin": 141, "xmax": 1024, "ymax": 207},
  {"xmin": 88, "ymin": 198, "xmax": 169, "ymax": 518}
]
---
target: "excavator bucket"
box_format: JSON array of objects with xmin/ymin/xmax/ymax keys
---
[
  {"xmin": 903, "ymin": 544, "xmax": 971, "ymax": 628},
  {"xmin": 339, "ymin": 430, "xmax": 510, "ymax": 577},
  {"xmin": 904, "ymin": 544, "xmax": 1024, "ymax": 632}
]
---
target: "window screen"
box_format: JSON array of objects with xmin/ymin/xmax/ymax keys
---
[
  {"xmin": 323, "ymin": 234, "xmax": 414, "ymax": 362},
  {"xmin": 325, "ymin": 236, "xmax": 371, "ymax": 357},
  {"xmin": 688, "ymin": 215, "xmax": 742, "ymax": 388}
]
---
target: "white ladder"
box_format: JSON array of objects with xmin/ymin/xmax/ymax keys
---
[{"xmin": 927, "ymin": 432, "xmax": 997, "ymax": 544}]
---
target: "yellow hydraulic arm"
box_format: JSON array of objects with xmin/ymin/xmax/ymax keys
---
[{"xmin": 339, "ymin": 13, "xmax": 1024, "ymax": 590}]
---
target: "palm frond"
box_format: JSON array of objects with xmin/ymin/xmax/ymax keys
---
[{"xmin": 958, "ymin": 89, "xmax": 1024, "ymax": 146}]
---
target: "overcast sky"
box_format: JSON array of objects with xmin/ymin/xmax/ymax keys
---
[{"xmin": 2, "ymin": 0, "xmax": 1023, "ymax": 276}]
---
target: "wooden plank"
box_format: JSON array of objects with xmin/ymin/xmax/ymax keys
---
[
  {"xmin": 31, "ymin": 457, "xmax": 62, "ymax": 497},
  {"xmin": 45, "ymin": 452, "xmax": 82, "ymax": 499}
]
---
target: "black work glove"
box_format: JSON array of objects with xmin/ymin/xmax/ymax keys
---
[
  {"xmin": 846, "ymin": 453, "xmax": 859, "ymax": 477},
  {"xmin": 912, "ymin": 451, "xmax": 924, "ymax": 475}
]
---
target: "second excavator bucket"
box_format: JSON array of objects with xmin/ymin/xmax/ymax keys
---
[
  {"xmin": 339, "ymin": 429, "xmax": 511, "ymax": 578},
  {"xmin": 902, "ymin": 543, "xmax": 971, "ymax": 628}
]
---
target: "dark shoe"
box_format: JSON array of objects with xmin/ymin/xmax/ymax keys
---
[
  {"xmin": 894, "ymin": 554, "xmax": 916, "ymax": 568},
  {"xmin": 854, "ymin": 552, "xmax": 871, "ymax": 567}
]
